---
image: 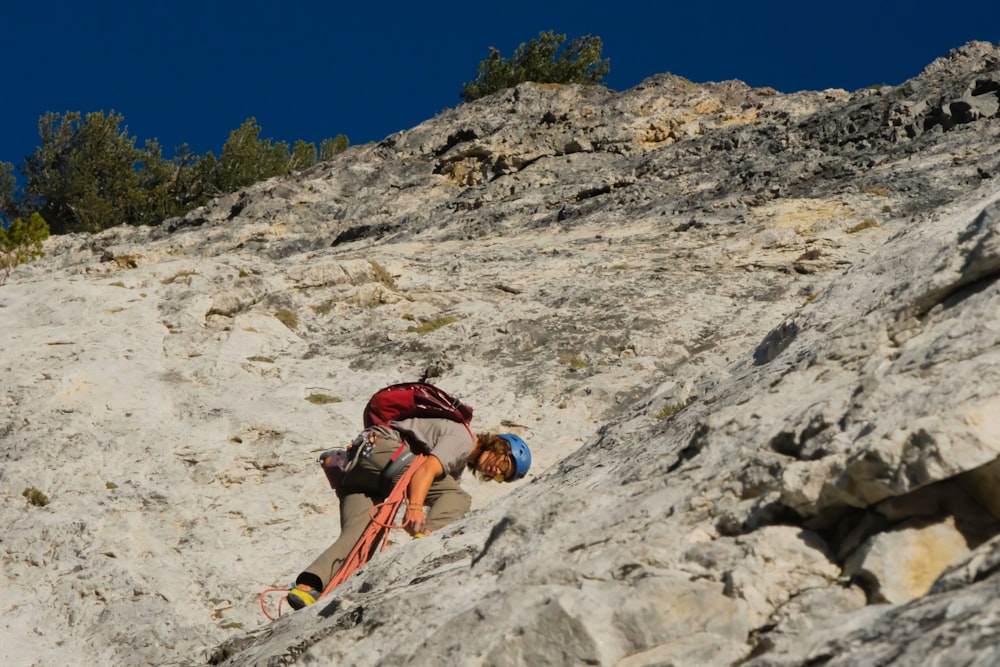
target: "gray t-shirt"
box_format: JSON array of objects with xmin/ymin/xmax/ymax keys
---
[{"xmin": 388, "ymin": 417, "xmax": 474, "ymax": 478}]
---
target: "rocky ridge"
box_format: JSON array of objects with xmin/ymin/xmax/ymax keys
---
[{"xmin": 1, "ymin": 41, "xmax": 1000, "ymax": 666}]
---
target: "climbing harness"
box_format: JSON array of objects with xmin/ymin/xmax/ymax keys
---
[{"xmin": 379, "ymin": 441, "xmax": 415, "ymax": 492}]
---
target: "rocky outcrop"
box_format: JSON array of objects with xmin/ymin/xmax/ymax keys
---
[{"xmin": 1, "ymin": 41, "xmax": 1000, "ymax": 667}]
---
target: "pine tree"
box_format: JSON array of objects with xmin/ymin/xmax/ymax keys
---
[{"xmin": 461, "ymin": 31, "xmax": 610, "ymax": 102}]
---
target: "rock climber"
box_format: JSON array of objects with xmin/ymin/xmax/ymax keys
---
[{"xmin": 287, "ymin": 418, "xmax": 531, "ymax": 609}]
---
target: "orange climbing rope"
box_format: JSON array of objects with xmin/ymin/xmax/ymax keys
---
[
  {"xmin": 259, "ymin": 454, "xmax": 426, "ymax": 620},
  {"xmin": 259, "ymin": 585, "xmax": 293, "ymax": 621},
  {"xmin": 319, "ymin": 453, "xmax": 425, "ymax": 597}
]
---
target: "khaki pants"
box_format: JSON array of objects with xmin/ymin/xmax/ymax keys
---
[{"xmin": 300, "ymin": 431, "xmax": 471, "ymax": 590}]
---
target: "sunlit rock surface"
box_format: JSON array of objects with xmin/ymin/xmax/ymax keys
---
[{"xmin": 2, "ymin": 41, "xmax": 1000, "ymax": 667}]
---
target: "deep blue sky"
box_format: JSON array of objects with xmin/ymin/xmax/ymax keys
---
[{"xmin": 3, "ymin": 2, "xmax": 998, "ymax": 170}]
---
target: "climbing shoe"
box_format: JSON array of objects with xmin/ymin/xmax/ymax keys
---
[{"xmin": 286, "ymin": 585, "xmax": 319, "ymax": 610}]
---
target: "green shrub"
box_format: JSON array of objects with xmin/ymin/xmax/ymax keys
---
[
  {"xmin": 319, "ymin": 136, "xmax": 349, "ymax": 160},
  {"xmin": 214, "ymin": 118, "xmax": 292, "ymax": 193},
  {"xmin": 211, "ymin": 119, "xmax": 350, "ymax": 193},
  {"xmin": 7, "ymin": 111, "xmax": 350, "ymax": 236},
  {"xmin": 461, "ymin": 31, "xmax": 610, "ymax": 101},
  {"xmin": 0, "ymin": 161, "xmax": 15, "ymax": 218},
  {"xmin": 21, "ymin": 111, "xmax": 182, "ymax": 234},
  {"xmin": 0, "ymin": 212, "xmax": 49, "ymax": 285}
]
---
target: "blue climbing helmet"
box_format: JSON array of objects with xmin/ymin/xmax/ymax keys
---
[{"xmin": 498, "ymin": 433, "xmax": 531, "ymax": 481}]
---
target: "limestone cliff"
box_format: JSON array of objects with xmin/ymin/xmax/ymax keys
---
[{"xmin": 2, "ymin": 41, "xmax": 1000, "ymax": 666}]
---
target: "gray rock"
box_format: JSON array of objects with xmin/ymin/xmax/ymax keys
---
[{"xmin": 2, "ymin": 40, "xmax": 1000, "ymax": 667}]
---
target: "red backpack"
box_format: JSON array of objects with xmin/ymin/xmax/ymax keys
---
[
  {"xmin": 320, "ymin": 383, "xmax": 474, "ymax": 491},
  {"xmin": 362, "ymin": 382, "xmax": 474, "ymax": 429}
]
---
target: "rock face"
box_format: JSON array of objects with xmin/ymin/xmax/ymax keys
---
[{"xmin": 2, "ymin": 41, "xmax": 1000, "ymax": 666}]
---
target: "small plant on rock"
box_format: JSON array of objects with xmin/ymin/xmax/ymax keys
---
[
  {"xmin": 558, "ymin": 352, "xmax": 589, "ymax": 370},
  {"xmin": 23, "ymin": 486, "xmax": 50, "ymax": 507},
  {"xmin": 275, "ymin": 309, "xmax": 299, "ymax": 330},
  {"xmin": 368, "ymin": 259, "xmax": 397, "ymax": 289},
  {"xmin": 654, "ymin": 402, "xmax": 688, "ymax": 420},
  {"xmin": 847, "ymin": 219, "xmax": 880, "ymax": 234},
  {"xmin": 161, "ymin": 270, "xmax": 198, "ymax": 285},
  {"xmin": 306, "ymin": 393, "xmax": 341, "ymax": 405},
  {"xmin": 312, "ymin": 299, "xmax": 336, "ymax": 316},
  {"xmin": 407, "ymin": 315, "xmax": 458, "ymax": 333}
]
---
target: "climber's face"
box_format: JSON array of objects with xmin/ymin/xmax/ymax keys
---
[{"xmin": 475, "ymin": 448, "xmax": 514, "ymax": 482}]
